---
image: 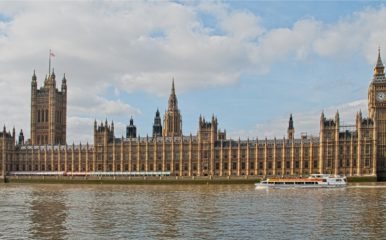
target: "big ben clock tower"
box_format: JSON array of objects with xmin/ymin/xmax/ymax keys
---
[{"xmin": 368, "ymin": 48, "xmax": 386, "ymax": 177}]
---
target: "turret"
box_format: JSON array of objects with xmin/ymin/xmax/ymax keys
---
[
  {"xmin": 62, "ymin": 73, "xmax": 67, "ymax": 92},
  {"xmin": 31, "ymin": 70, "xmax": 37, "ymax": 88},
  {"xmin": 31, "ymin": 70, "xmax": 37, "ymax": 145},
  {"xmin": 152, "ymin": 109, "xmax": 162, "ymax": 138},
  {"xmin": 94, "ymin": 119, "xmax": 115, "ymax": 145},
  {"xmin": 287, "ymin": 114, "xmax": 295, "ymax": 140},
  {"xmin": 44, "ymin": 68, "xmax": 56, "ymax": 88},
  {"xmin": 51, "ymin": 68, "xmax": 56, "ymax": 86},
  {"xmin": 198, "ymin": 115, "xmax": 218, "ymax": 142},
  {"xmin": 335, "ymin": 110, "xmax": 340, "ymax": 124},
  {"xmin": 12, "ymin": 127, "xmax": 15, "ymax": 144},
  {"xmin": 18, "ymin": 129, "xmax": 24, "ymax": 145},
  {"xmin": 356, "ymin": 110, "xmax": 363, "ymax": 127},
  {"xmin": 126, "ymin": 117, "xmax": 137, "ymax": 138},
  {"xmin": 335, "ymin": 110, "xmax": 340, "ymax": 137},
  {"xmin": 320, "ymin": 111, "xmax": 325, "ymax": 129}
]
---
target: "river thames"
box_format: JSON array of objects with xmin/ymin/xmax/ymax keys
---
[{"xmin": 1, "ymin": 183, "xmax": 386, "ymax": 239}]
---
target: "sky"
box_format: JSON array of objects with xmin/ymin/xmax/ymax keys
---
[{"xmin": 0, "ymin": 1, "xmax": 385, "ymax": 143}]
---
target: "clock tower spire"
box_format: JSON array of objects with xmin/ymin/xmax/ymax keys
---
[
  {"xmin": 374, "ymin": 47, "xmax": 385, "ymax": 77},
  {"xmin": 368, "ymin": 47, "xmax": 386, "ymax": 178}
]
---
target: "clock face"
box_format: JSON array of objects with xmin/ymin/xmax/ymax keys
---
[{"xmin": 377, "ymin": 91, "xmax": 385, "ymax": 102}]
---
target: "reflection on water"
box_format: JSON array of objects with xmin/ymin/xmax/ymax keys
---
[
  {"xmin": 1, "ymin": 183, "xmax": 386, "ymax": 239},
  {"xmin": 30, "ymin": 187, "xmax": 67, "ymax": 240}
]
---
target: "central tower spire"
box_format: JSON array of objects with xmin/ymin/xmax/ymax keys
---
[
  {"xmin": 168, "ymin": 78, "xmax": 178, "ymax": 110},
  {"xmin": 163, "ymin": 79, "xmax": 182, "ymax": 137}
]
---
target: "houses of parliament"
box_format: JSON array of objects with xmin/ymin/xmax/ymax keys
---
[{"xmin": 2, "ymin": 50, "xmax": 386, "ymax": 179}]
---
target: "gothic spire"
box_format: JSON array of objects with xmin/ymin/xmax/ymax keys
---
[
  {"xmin": 288, "ymin": 114, "xmax": 294, "ymax": 130},
  {"xmin": 32, "ymin": 70, "xmax": 37, "ymax": 81},
  {"xmin": 163, "ymin": 79, "xmax": 182, "ymax": 137},
  {"xmin": 168, "ymin": 79, "xmax": 178, "ymax": 110},
  {"xmin": 288, "ymin": 114, "xmax": 294, "ymax": 139},
  {"xmin": 374, "ymin": 47, "xmax": 385, "ymax": 76},
  {"xmin": 172, "ymin": 78, "xmax": 175, "ymax": 95}
]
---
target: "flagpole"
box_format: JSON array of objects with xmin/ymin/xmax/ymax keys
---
[{"xmin": 49, "ymin": 49, "xmax": 51, "ymax": 76}]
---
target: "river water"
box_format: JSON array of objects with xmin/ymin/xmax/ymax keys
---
[{"xmin": 0, "ymin": 183, "xmax": 386, "ymax": 240}]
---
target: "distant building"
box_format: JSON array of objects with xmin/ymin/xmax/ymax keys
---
[{"xmin": 1, "ymin": 50, "xmax": 386, "ymax": 178}]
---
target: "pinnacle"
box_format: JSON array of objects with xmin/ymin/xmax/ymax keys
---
[
  {"xmin": 171, "ymin": 78, "xmax": 175, "ymax": 94},
  {"xmin": 377, "ymin": 47, "xmax": 383, "ymax": 67},
  {"xmin": 374, "ymin": 47, "xmax": 385, "ymax": 76}
]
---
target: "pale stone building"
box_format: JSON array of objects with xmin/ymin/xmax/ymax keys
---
[
  {"xmin": 30, "ymin": 70, "xmax": 67, "ymax": 145},
  {"xmin": 1, "ymin": 50, "xmax": 386, "ymax": 179}
]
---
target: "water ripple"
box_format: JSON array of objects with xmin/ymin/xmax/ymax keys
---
[{"xmin": 0, "ymin": 184, "xmax": 386, "ymax": 239}]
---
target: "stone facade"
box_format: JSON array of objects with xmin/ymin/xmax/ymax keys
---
[
  {"xmin": 163, "ymin": 80, "xmax": 182, "ymax": 137},
  {"xmin": 30, "ymin": 70, "xmax": 67, "ymax": 145},
  {"xmin": 1, "ymin": 51, "xmax": 386, "ymax": 178},
  {"xmin": 0, "ymin": 127, "xmax": 15, "ymax": 178}
]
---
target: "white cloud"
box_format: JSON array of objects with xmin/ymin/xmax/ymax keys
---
[
  {"xmin": 251, "ymin": 19, "xmax": 322, "ymax": 73},
  {"xmin": 67, "ymin": 116, "xmax": 127, "ymax": 144},
  {"xmin": 0, "ymin": 2, "xmax": 386, "ymax": 142},
  {"xmin": 220, "ymin": 11, "xmax": 264, "ymax": 40},
  {"xmin": 313, "ymin": 7, "xmax": 386, "ymax": 61},
  {"xmin": 69, "ymin": 94, "xmax": 141, "ymax": 118}
]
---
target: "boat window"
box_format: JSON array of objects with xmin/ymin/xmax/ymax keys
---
[
  {"xmin": 336, "ymin": 179, "xmax": 341, "ymax": 182},
  {"xmin": 322, "ymin": 179, "xmax": 327, "ymax": 182}
]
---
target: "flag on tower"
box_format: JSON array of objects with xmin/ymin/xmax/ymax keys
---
[{"xmin": 49, "ymin": 49, "xmax": 55, "ymax": 75}]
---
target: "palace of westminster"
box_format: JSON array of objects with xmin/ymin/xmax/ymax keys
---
[{"xmin": 2, "ymin": 50, "xmax": 386, "ymax": 179}]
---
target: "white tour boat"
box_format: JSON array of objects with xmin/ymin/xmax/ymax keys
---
[{"xmin": 255, "ymin": 174, "xmax": 347, "ymax": 189}]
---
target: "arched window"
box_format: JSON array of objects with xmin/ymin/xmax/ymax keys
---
[
  {"xmin": 45, "ymin": 110, "xmax": 48, "ymax": 122},
  {"xmin": 37, "ymin": 110, "xmax": 40, "ymax": 122}
]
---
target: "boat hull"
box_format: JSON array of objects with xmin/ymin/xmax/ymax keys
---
[
  {"xmin": 254, "ymin": 183, "xmax": 346, "ymax": 189},
  {"xmin": 255, "ymin": 174, "xmax": 347, "ymax": 189}
]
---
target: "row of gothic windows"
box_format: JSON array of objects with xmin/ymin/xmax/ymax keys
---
[
  {"xmin": 37, "ymin": 110, "xmax": 49, "ymax": 123},
  {"xmin": 37, "ymin": 135, "xmax": 48, "ymax": 144},
  {"xmin": 37, "ymin": 110, "xmax": 63, "ymax": 123}
]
